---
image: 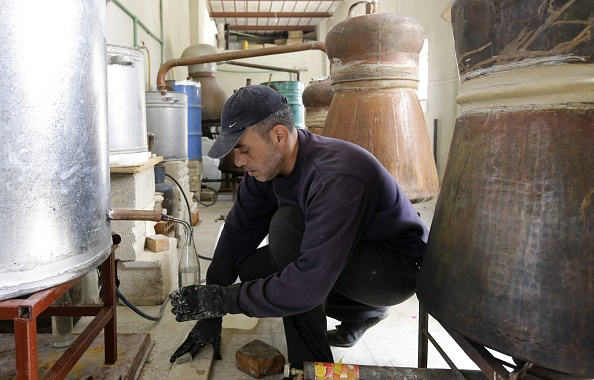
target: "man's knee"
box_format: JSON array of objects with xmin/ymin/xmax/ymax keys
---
[
  {"xmin": 269, "ymin": 206, "xmax": 304, "ymax": 238},
  {"xmin": 268, "ymin": 206, "xmax": 304, "ymax": 271}
]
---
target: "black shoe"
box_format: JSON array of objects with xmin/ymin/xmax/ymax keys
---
[{"xmin": 327, "ymin": 309, "xmax": 390, "ymax": 347}]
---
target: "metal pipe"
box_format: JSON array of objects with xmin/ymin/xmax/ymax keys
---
[
  {"xmin": 107, "ymin": 209, "xmax": 169, "ymax": 222},
  {"xmin": 348, "ymin": 0, "xmax": 380, "ymax": 17},
  {"xmin": 157, "ymin": 41, "xmax": 326, "ymax": 93},
  {"xmin": 224, "ymin": 61, "xmax": 301, "ymax": 81}
]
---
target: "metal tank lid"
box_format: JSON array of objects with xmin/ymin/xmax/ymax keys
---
[
  {"xmin": 181, "ymin": 44, "xmax": 221, "ymax": 75},
  {"xmin": 107, "ymin": 44, "xmax": 145, "ymax": 63}
]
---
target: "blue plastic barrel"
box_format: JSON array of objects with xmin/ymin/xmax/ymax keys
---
[{"xmin": 166, "ymin": 79, "xmax": 202, "ymax": 159}]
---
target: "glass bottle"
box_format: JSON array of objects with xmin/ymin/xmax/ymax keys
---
[
  {"xmin": 51, "ymin": 291, "xmax": 75, "ymax": 348},
  {"xmin": 178, "ymin": 243, "xmax": 201, "ymax": 289}
]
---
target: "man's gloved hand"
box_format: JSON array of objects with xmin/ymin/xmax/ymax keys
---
[
  {"xmin": 170, "ymin": 283, "xmax": 242, "ymax": 322},
  {"xmin": 170, "ymin": 317, "xmax": 222, "ymax": 363}
]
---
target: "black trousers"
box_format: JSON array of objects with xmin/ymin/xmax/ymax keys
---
[{"xmin": 238, "ymin": 206, "xmax": 419, "ymax": 368}]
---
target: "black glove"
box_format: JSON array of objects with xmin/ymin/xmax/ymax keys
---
[
  {"xmin": 170, "ymin": 283, "xmax": 242, "ymax": 322},
  {"xmin": 170, "ymin": 317, "xmax": 222, "ymax": 363}
]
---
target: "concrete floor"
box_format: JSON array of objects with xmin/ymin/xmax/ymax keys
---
[{"xmin": 75, "ymin": 192, "xmax": 483, "ymax": 379}]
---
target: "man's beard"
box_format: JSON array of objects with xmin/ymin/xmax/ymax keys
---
[{"xmin": 255, "ymin": 140, "xmax": 283, "ymax": 182}]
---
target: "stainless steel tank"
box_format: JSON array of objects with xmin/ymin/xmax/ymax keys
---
[
  {"xmin": 0, "ymin": 0, "xmax": 111, "ymax": 300},
  {"xmin": 107, "ymin": 44, "xmax": 148, "ymax": 155},
  {"xmin": 145, "ymin": 91, "xmax": 189, "ymax": 161}
]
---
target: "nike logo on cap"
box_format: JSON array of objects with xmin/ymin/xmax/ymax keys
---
[{"xmin": 229, "ymin": 122, "xmax": 238, "ymax": 128}]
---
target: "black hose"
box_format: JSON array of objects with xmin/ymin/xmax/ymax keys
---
[
  {"xmin": 194, "ymin": 186, "xmax": 218, "ymax": 207},
  {"xmin": 164, "ymin": 173, "xmax": 214, "ymax": 262},
  {"xmin": 116, "ymin": 288, "xmax": 169, "ymax": 321}
]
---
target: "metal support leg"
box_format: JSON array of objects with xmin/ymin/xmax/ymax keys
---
[
  {"xmin": 418, "ymin": 302, "xmax": 429, "ymax": 368},
  {"xmin": 14, "ymin": 317, "xmax": 38, "ymax": 380},
  {"xmin": 103, "ymin": 244, "xmax": 117, "ymax": 364}
]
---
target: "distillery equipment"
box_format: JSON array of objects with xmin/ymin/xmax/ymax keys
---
[
  {"xmin": 302, "ymin": 78, "xmax": 334, "ymax": 135},
  {"xmin": 416, "ymin": 0, "xmax": 594, "ymax": 378},
  {"xmin": 181, "ymin": 43, "xmax": 229, "ymax": 138},
  {"xmin": 166, "ymin": 78, "xmax": 203, "ymax": 159},
  {"xmin": 181, "ymin": 44, "xmax": 238, "ymax": 177},
  {"xmin": 107, "ymin": 44, "xmax": 149, "ymax": 159},
  {"xmin": 261, "ymin": 81, "xmax": 306, "ymax": 129},
  {"xmin": 323, "ymin": 3, "xmax": 439, "ymax": 203},
  {"xmin": 0, "ymin": 0, "xmax": 111, "ymax": 300},
  {"xmin": 145, "ymin": 91, "xmax": 189, "ymax": 161},
  {"xmin": 163, "ymin": 43, "xmax": 327, "ymax": 178}
]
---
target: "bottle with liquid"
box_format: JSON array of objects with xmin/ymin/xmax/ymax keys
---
[
  {"xmin": 51, "ymin": 291, "xmax": 75, "ymax": 348},
  {"xmin": 178, "ymin": 244, "xmax": 201, "ymax": 289}
]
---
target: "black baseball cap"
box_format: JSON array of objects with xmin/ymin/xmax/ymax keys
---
[{"xmin": 207, "ymin": 85, "xmax": 288, "ymax": 159}]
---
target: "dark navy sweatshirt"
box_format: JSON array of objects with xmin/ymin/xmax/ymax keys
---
[{"xmin": 206, "ymin": 129, "xmax": 428, "ymax": 318}]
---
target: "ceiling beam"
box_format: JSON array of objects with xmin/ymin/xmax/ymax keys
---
[
  {"xmin": 216, "ymin": 0, "xmax": 336, "ymax": 1},
  {"xmin": 229, "ymin": 25, "xmax": 316, "ymax": 32},
  {"xmin": 211, "ymin": 12, "xmax": 332, "ymax": 18}
]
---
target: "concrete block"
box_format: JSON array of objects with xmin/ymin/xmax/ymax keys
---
[
  {"xmin": 113, "ymin": 220, "xmax": 146, "ymax": 261},
  {"xmin": 110, "ymin": 168, "xmax": 156, "ymax": 209},
  {"xmin": 116, "ymin": 238, "xmax": 177, "ymax": 306},
  {"xmin": 235, "ymin": 339, "xmax": 285, "ymax": 378},
  {"xmin": 187, "ymin": 159, "xmax": 203, "ymax": 171},
  {"xmin": 189, "ymin": 175, "xmax": 201, "ymax": 193}
]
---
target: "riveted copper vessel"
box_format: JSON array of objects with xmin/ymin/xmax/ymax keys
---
[
  {"xmin": 416, "ymin": 0, "xmax": 594, "ymax": 377},
  {"xmin": 303, "ymin": 78, "xmax": 334, "ymax": 135},
  {"xmin": 323, "ymin": 6, "xmax": 439, "ymax": 203},
  {"xmin": 181, "ymin": 44, "xmax": 228, "ymax": 124}
]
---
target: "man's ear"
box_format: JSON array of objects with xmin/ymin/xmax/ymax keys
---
[{"xmin": 270, "ymin": 124, "xmax": 289, "ymax": 145}]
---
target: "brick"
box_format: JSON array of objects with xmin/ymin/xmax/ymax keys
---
[
  {"xmin": 236, "ymin": 339, "xmax": 285, "ymax": 379},
  {"xmin": 145, "ymin": 234, "xmax": 170, "ymax": 252},
  {"xmin": 155, "ymin": 221, "xmax": 175, "ymax": 237},
  {"xmin": 191, "ymin": 209, "xmax": 200, "ymax": 226}
]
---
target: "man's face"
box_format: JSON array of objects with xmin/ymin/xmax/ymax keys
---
[{"xmin": 232, "ymin": 128, "xmax": 283, "ymax": 182}]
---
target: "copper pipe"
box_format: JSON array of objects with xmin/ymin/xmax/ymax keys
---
[
  {"xmin": 348, "ymin": 0, "xmax": 380, "ymax": 18},
  {"xmin": 223, "ymin": 61, "xmax": 301, "ymax": 81},
  {"xmin": 107, "ymin": 209, "xmax": 168, "ymax": 222},
  {"xmin": 157, "ymin": 41, "xmax": 326, "ymax": 93}
]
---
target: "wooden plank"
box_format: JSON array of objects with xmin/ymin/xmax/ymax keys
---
[
  {"xmin": 0, "ymin": 333, "xmax": 152, "ymax": 380},
  {"xmin": 110, "ymin": 156, "xmax": 163, "ymax": 174},
  {"xmin": 166, "ymin": 345, "xmax": 214, "ymax": 380}
]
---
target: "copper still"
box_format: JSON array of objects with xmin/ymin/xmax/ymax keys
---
[
  {"xmin": 323, "ymin": 3, "xmax": 439, "ymax": 203},
  {"xmin": 302, "ymin": 78, "xmax": 333, "ymax": 135},
  {"xmin": 416, "ymin": 0, "xmax": 594, "ymax": 378},
  {"xmin": 181, "ymin": 44, "xmax": 228, "ymax": 126}
]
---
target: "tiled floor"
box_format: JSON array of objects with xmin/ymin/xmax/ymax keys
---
[{"xmin": 78, "ymin": 193, "xmax": 482, "ymax": 379}]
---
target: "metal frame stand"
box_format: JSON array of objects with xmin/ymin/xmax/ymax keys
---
[
  {"xmin": 0, "ymin": 249, "xmax": 117, "ymax": 380},
  {"xmin": 417, "ymin": 302, "xmax": 468, "ymax": 380},
  {"xmin": 417, "ymin": 303, "xmax": 580, "ymax": 380}
]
